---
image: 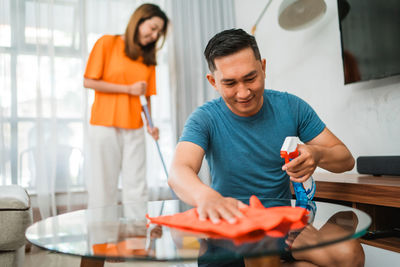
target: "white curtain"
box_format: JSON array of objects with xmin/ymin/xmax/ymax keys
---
[
  {"xmin": 167, "ymin": 0, "xmax": 236, "ymax": 141},
  {"xmin": 0, "ymin": 0, "xmax": 171, "ymax": 219},
  {"xmin": 166, "ymin": 0, "xmax": 236, "ymax": 185}
]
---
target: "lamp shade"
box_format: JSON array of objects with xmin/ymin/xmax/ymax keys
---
[{"xmin": 278, "ymin": 0, "xmax": 327, "ymax": 30}]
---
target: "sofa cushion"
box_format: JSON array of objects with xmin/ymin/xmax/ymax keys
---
[
  {"xmin": 0, "ymin": 185, "xmax": 32, "ymax": 251},
  {"xmin": 0, "ymin": 185, "xmax": 30, "ymax": 210}
]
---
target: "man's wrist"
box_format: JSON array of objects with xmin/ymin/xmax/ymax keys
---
[
  {"xmin": 193, "ymin": 186, "xmax": 219, "ymax": 207},
  {"xmin": 309, "ymin": 144, "xmax": 323, "ymax": 166}
]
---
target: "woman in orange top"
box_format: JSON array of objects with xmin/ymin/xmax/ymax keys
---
[{"xmin": 83, "ymin": 4, "xmax": 169, "ymax": 208}]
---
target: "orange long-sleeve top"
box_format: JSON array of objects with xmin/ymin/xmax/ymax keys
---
[{"xmin": 84, "ymin": 35, "xmax": 156, "ymax": 129}]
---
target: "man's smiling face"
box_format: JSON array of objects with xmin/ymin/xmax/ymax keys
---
[{"xmin": 207, "ymin": 47, "xmax": 266, "ymax": 117}]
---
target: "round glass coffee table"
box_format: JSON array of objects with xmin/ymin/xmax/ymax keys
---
[{"xmin": 26, "ymin": 198, "xmax": 371, "ymax": 267}]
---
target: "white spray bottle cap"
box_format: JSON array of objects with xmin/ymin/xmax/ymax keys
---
[{"xmin": 280, "ymin": 136, "xmax": 300, "ymax": 153}]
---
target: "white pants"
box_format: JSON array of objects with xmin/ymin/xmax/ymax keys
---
[{"xmin": 87, "ymin": 125, "xmax": 147, "ymax": 208}]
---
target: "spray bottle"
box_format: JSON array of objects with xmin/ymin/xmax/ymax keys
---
[{"xmin": 280, "ymin": 136, "xmax": 316, "ymax": 201}]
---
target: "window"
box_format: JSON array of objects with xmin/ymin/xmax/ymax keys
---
[{"xmin": 0, "ymin": 0, "xmax": 173, "ymax": 192}]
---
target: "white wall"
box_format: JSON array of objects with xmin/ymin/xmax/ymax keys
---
[
  {"xmin": 362, "ymin": 244, "xmax": 400, "ymax": 267},
  {"xmin": 234, "ymin": 0, "xmax": 400, "ymax": 173}
]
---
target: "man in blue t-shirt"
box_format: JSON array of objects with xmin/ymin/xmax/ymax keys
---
[
  {"xmin": 168, "ymin": 29, "xmax": 363, "ymax": 266},
  {"xmin": 179, "ymin": 89, "xmax": 326, "ymax": 200}
]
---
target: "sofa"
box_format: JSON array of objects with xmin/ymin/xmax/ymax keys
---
[{"xmin": 0, "ymin": 185, "xmax": 32, "ymax": 267}]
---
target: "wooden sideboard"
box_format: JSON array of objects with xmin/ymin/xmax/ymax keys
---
[{"xmin": 310, "ymin": 173, "xmax": 400, "ymax": 253}]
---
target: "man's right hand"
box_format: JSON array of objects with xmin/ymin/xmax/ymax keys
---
[
  {"xmin": 195, "ymin": 190, "xmax": 246, "ymax": 224},
  {"xmin": 168, "ymin": 142, "xmax": 246, "ymax": 224},
  {"xmin": 127, "ymin": 81, "xmax": 147, "ymax": 95}
]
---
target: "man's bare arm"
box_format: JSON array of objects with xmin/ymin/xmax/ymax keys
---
[
  {"xmin": 168, "ymin": 141, "xmax": 209, "ymax": 206},
  {"xmin": 306, "ymin": 127, "xmax": 355, "ymax": 172},
  {"xmin": 168, "ymin": 141, "xmax": 244, "ymax": 223}
]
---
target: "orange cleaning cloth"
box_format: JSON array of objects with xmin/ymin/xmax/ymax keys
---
[{"xmin": 146, "ymin": 196, "xmax": 308, "ymax": 239}]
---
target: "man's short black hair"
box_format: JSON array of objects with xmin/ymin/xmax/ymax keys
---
[{"xmin": 204, "ymin": 28, "xmax": 261, "ymax": 72}]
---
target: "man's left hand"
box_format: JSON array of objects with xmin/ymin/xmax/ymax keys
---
[{"xmin": 282, "ymin": 144, "xmax": 319, "ymax": 183}]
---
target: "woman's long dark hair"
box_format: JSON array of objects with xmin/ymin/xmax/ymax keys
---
[{"xmin": 124, "ymin": 3, "xmax": 169, "ymax": 66}]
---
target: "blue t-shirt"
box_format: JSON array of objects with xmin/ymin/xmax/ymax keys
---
[{"xmin": 179, "ymin": 89, "xmax": 325, "ymax": 199}]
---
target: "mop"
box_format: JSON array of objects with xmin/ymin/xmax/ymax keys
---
[
  {"xmin": 139, "ymin": 96, "xmax": 169, "ymax": 178},
  {"xmin": 139, "ymin": 96, "xmax": 175, "ymax": 216}
]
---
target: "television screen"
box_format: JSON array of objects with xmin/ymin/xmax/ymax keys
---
[{"xmin": 338, "ymin": 0, "xmax": 400, "ymax": 84}]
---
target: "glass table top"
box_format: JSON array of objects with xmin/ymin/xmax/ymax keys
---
[{"xmin": 26, "ymin": 198, "xmax": 371, "ymax": 262}]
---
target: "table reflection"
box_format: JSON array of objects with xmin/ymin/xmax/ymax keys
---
[{"xmin": 173, "ymin": 200, "xmax": 361, "ymax": 266}]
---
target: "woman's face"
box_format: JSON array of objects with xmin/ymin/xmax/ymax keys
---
[{"xmin": 137, "ymin": 16, "xmax": 165, "ymax": 46}]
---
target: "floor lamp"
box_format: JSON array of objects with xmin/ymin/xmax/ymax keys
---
[{"xmin": 252, "ymin": 0, "xmax": 327, "ymax": 35}]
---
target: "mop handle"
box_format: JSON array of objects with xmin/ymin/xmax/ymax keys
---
[
  {"xmin": 139, "ymin": 96, "xmax": 170, "ymax": 216},
  {"xmin": 139, "ymin": 96, "xmax": 168, "ymax": 177},
  {"xmin": 140, "ymin": 96, "xmax": 154, "ymax": 128},
  {"xmin": 155, "ymin": 141, "xmax": 169, "ymax": 177}
]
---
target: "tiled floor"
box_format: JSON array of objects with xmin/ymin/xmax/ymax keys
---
[{"xmin": 24, "ymin": 246, "xmax": 197, "ymax": 267}]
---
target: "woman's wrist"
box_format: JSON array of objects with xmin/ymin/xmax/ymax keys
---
[{"xmin": 125, "ymin": 84, "xmax": 132, "ymax": 95}]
